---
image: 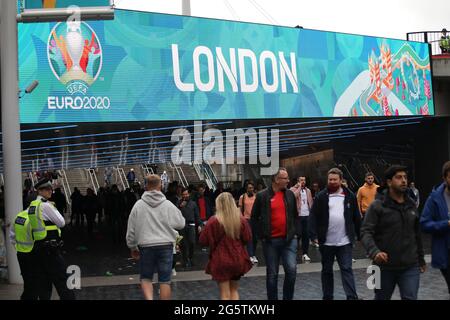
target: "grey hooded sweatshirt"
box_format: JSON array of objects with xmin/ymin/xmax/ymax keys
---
[{"xmin": 126, "ymin": 190, "xmax": 185, "ymax": 249}]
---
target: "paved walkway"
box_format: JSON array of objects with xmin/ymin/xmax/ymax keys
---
[{"xmin": 1, "ymin": 255, "xmax": 449, "ymax": 300}]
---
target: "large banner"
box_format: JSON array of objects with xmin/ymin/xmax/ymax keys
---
[
  {"xmin": 23, "ymin": 0, "xmax": 111, "ymax": 9},
  {"xmin": 18, "ymin": 10, "xmax": 434, "ymax": 123}
]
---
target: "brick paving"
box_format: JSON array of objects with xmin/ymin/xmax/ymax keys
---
[{"xmin": 74, "ymin": 266, "xmax": 449, "ymax": 300}]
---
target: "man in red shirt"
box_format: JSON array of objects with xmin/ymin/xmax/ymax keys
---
[
  {"xmin": 197, "ymin": 185, "xmax": 213, "ymax": 223},
  {"xmin": 251, "ymin": 168, "xmax": 298, "ymax": 300}
]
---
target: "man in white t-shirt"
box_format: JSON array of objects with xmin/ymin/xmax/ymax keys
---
[
  {"xmin": 290, "ymin": 176, "xmax": 313, "ymax": 262},
  {"xmin": 309, "ymin": 168, "xmax": 361, "ymax": 300}
]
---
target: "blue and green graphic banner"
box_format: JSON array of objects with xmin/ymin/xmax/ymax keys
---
[
  {"xmin": 18, "ymin": 9, "xmax": 434, "ymax": 123},
  {"xmin": 23, "ymin": 0, "xmax": 110, "ymax": 9}
]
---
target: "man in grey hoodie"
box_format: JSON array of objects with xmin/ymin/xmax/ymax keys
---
[{"xmin": 126, "ymin": 175, "xmax": 185, "ymax": 300}]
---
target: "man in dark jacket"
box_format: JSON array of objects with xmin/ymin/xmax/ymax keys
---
[
  {"xmin": 178, "ymin": 188, "xmax": 202, "ymax": 268},
  {"xmin": 50, "ymin": 188, "xmax": 67, "ymax": 218},
  {"xmin": 251, "ymin": 167, "xmax": 298, "ymax": 300},
  {"xmin": 420, "ymin": 161, "xmax": 450, "ymax": 297},
  {"xmin": 309, "ymin": 167, "xmax": 361, "ymax": 300},
  {"xmin": 361, "ymin": 165, "xmax": 426, "ymax": 300},
  {"xmin": 196, "ymin": 185, "xmax": 214, "ymax": 223}
]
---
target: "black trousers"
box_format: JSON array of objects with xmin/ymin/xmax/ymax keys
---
[
  {"xmin": 34, "ymin": 244, "xmax": 76, "ymax": 300},
  {"xmin": 181, "ymin": 225, "xmax": 196, "ymax": 264},
  {"xmin": 295, "ymin": 216, "xmax": 310, "ymax": 255},
  {"xmin": 17, "ymin": 252, "xmax": 51, "ymax": 300}
]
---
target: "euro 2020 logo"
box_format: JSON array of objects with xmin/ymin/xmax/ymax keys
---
[{"xmin": 47, "ymin": 20, "xmax": 110, "ymax": 110}]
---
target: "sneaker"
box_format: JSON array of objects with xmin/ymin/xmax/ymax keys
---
[
  {"xmin": 250, "ymin": 256, "xmax": 259, "ymax": 264},
  {"xmin": 310, "ymin": 241, "xmax": 319, "ymax": 248},
  {"xmin": 302, "ymin": 254, "xmax": 311, "ymax": 262},
  {"xmin": 352, "ymin": 259, "xmax": 356, "ymax": 263},
  {"xmin": 172, "ymin": 268, "xmax": 177, "ymax": 276}
]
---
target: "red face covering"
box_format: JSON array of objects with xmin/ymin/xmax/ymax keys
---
[{"xmin": 327, "ymin": 183, "xmax": 341, "ymax": 193}]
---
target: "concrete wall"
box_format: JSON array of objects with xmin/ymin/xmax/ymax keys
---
[{"xmin": 433, "ymin": 58, "xmax": 450, "ymax": 78}]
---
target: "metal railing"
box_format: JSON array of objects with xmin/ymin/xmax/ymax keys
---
[
  {"xmin": 338, "ymin": 163, "xmax": 359, "ymax": 190},
  {"xmin": 407, "ymin": 30, "xmax": 450, "ymax": 56},
  {"xmin": 168, "ymin": 162, "xmax": 188, "ymax": 188},
  {"xmin": 115, "ymin": 167, "xmax": 129, "ymax": 190},
  {"xmin": 204, "ymin": 164, "xmax": 216, "ymax": 191},
  {"xmin": 86, "ymin": 168, "xmax": 100, "ymax": 194},
  {"xmin": 141, "ymin": 164, "xmax": 154, "ymax": 177},
  {"xmin": 28, "ymin": 172, "xmax": 36, "ymax": 187},
  {"xmin": 202, "ymin": 163, "xmax": 218, "ymax": 191},
  {"xmin": 57, "ymin": 169, "xmax": 71, "ymax": 205},
  {"xmin": 206, "ymin": 163, "xmax": 219, "ymax": 186},
  {"xmin": 193, "ymin": 162, "xmax": 214, "ymax": 190},
  {"xmin": 192, "ymin": 162, "xmax": 203, "ymax": 181},
  {"xmin": 175, "ymin": 165, "xmax": 188, "ymax": 188}
]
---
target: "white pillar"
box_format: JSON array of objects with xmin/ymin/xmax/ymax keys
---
[
  {"xmin": 1, "ymin": 0, "xmax": 23, "ymax": 284},
  {"xmin": 182, "ymin": 0, "xmax": 191, "ymax": 16}
]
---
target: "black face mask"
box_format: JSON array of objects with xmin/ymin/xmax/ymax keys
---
[{"xmin": 247, "ymin": 192, "xmax": 254, "ymax": 197}]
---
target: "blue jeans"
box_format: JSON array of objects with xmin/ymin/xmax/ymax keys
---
[
  {"xmin": 262, "ymin": 238, "xmax": 297, "ymax": 300},
  {"xmin": 139, "ymin": 245, "xmax": 173, "ymax": 284},
  {"xmin": 375, "ymin": 266, "xmax": 420, "ymax": 300},
  {"xmin": 320, "ymin": 244, "xmax": 358, "ymax": 300}
]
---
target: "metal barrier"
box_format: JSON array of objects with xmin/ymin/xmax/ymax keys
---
[
  {"xmin": 339, "ymin": 163, "xmax": 359, "ymax": 190},
  {"xmin": 193, "ymin": 162, "xmax": 213, "ymax": 190},
  {"xmin": 205, "ymin": 163, "xmax": 219, "ymax": 186},
  {"xmin": 141, "ymin": 164, "xmax": 154, "ymax": 177},
  {"xmin": 407, "ymin": 30, "xmax": 450, "ymax": 56},
  {"xmin": 86, "ymin": 168, "xmax": 100, "ymax": 194},
  {"xmin": 114, "ymin": 167, "xmax": 129, "ymax": 190},
  {"xmin": 28, "ymin": 172, "xmax": 36, "ymax": 187},
  {"xmin": 168, "ymin": 162, "xmax": 188, "ymax": 188},
  {"xmin": 57, "ymin": 169, "xmax": 71, "ymax": 205}
]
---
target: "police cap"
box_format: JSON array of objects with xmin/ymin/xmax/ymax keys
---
[{"xmin": 34, "ymin": 178, "xmax": 53, "ymax": 190}]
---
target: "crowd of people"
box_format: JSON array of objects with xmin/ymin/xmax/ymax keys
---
[
  {"xmin": 4, "ymin": 161, "xmax": 450, "ymax": 301},
  {"xmin": 123, "ymin": 162, "xmax": 450, "ymax": 301}
]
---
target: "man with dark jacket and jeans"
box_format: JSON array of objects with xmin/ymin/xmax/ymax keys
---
[
  {"xmin": 420, "ymin": 161, "xmax": 450, "ymax": 298},
  {"xmin": 251, "ymin": 167, "xmax": 298, "ymax": 300},
  {"xmin": 178, "ymin": 188, "xmax": 202, "ymax": 268},
  {"xmin": 361, "ymin": 165, "xmax": 426, "ymax": 300},
  {"xmin": 309, "ymin": 167, "xmax": 361, "ymax": 300}
]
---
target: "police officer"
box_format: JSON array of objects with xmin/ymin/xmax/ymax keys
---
[
  {"xmin": 23, "ymin": 178, "xmax": 75, "ymax": 300},
  {"xmin": 10, "ymin": 202, "xmax": 43, "ymax": 299}
]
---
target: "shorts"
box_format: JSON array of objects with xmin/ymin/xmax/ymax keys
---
[{"xmin": 139, "ymin": 245, "xmax": 173, "ymax": 284}]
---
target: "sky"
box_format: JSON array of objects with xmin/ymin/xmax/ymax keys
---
[{"xmin": 113, "ymin": 0, "xmax": 450, "ymax": 40}]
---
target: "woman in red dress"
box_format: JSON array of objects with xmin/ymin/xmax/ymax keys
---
[{"xmin": 199, "ymin": 192, "xmax": 253, "ymax": 300}]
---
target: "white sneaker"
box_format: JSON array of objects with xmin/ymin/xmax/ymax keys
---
[
  {"xmin": 250, "ymin": 256, "xmax": 259, "ymax": 264},
  {"xmin": 302, "ymin": 254, "xmax": 311, "ymax": 262},
  {"xmin": 310, "ymin": 241, "xmax": 319, "ymax": 248},
  {"xmin": 172, "ymin": 268, "xmax": 177, "ymax": 276},
  {"xmin": 352, "ymin": 259, "xmax": 356, "ymax": 263}
]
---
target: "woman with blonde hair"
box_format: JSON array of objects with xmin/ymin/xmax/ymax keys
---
[{"xmin": 199, "ymin": 192, "xmax": 252, "ymax": 300}]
